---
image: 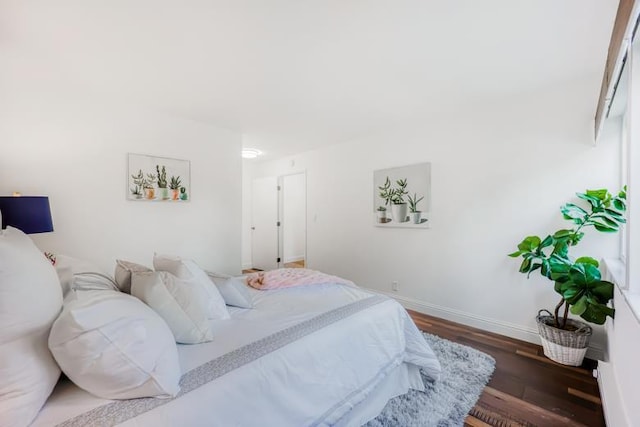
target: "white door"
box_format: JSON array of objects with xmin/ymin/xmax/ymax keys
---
[
  {"xmin": 251, "ymin": 176, "xmax": 279, "ymax": 271},
  {"xmin": 281, "ymin": 173, "xmax": 306, "ymax": 267}
]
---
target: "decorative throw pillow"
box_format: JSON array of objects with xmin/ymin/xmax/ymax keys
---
[
  {"xmin": 48, "ymin": 290, "xmax": 180, "ymax": 400},
  {"xmin": 153, "ymin": 254, "xmax": 229, "ymax": 320},
  {"xmin": 114, "ymin": 259, "xmax": 153, "ymax": 293},
  {"xmin": 131, "ymin": 271, "xmax": 213, "ymax": 344},
  {"xmin": 207, "ymin": 273, "xmax": 253, "ymax": 309},
  {"xmin": 0, "ymin": 227, "xmax": 63, "ymax": 427},
  {"xmin": 54, "ymin": 255, "xmax": 118, "ymax": 295}
]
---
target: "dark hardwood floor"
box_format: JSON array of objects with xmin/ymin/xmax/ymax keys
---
[{"xmin": 407, "ymin": 310, "xmax": 605, "ymax": 427}]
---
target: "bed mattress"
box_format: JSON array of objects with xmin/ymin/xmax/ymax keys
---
[{"xmin": 32, "ymin": 284, "xmax": 441, "ymax": 426}]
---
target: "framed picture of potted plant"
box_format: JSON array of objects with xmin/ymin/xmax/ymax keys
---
[
  {"xmin": 127, "ymin": 153, "xmax": 191, "ymax": 202},
  {"xmin": 373, "ymin": 162, "xmax": 430, "ymax": 228}
]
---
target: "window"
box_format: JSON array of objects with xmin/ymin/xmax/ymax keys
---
[
  {"xmin": 604, "ymin": 19, "xmax": 639, "ymax": 298},
  {"xmin": 626, "ymin": 35, "xmax": 640, "ymax": 294}
]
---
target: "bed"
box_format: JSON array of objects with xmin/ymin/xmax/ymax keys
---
[
  {"xmin": 31, "ymin": 283, "xmax": 441, "ymax": 426},
  {"xmin": 0, "ymin": 229, "xmax": 440, "ymax": 427}
]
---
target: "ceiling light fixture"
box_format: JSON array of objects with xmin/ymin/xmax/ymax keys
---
[{"xmin": 241, "ymin": 148, "xmax": 262, "ymax": 159}]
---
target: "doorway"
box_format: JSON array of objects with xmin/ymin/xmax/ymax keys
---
[
  {"xmin": 280, "ymin": 173, "xmax": 306, "ymax": 269},
  {"xmin": 250, "ymin": 172, "xmax": 306, "ymax": 271}
]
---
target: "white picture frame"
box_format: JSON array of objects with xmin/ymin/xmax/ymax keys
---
[
  {"xmin": 373, "ymin": 162, "xmax": 431, "ymax": 228},
  {"xmin": 127, "ymin": 153, "xmax": 191, "ymax": 202}
]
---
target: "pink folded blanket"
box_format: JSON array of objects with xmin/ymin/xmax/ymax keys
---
[{"xmin": 246, "ymin": 268, "xmax": 354, "ymax": 290}]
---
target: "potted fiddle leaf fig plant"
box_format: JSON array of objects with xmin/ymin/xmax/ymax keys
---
[{"xmin": 509, "ymin": 187, "xmax": 626, "ymax": 366}]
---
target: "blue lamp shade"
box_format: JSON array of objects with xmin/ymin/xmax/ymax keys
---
[{"xmin": 0, "ymin": 196, "xmax": 54, "ymax": 234}]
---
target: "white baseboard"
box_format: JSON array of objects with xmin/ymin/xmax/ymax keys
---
[
  {"xmin": 370, "ymin": 289, "xmax": 604, "ymax": 360},
  {"xmin": 597, "ymin": 361, "xmax": 629, "ymax": 427}
]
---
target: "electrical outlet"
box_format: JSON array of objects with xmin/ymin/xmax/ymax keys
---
[{"xmin": 391, "ymin": 281, "xmax": 399, "ymax": 292}]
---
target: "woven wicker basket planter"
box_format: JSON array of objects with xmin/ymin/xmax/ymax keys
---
[{"xmin": 536, "ymin": 310, "xmax": 592, "ymax": 366}]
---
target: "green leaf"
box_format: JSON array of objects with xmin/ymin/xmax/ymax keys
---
[
  {"xmin": 593, "ymin": 222, "xmax": 618, "ymax": 233},
  {"xmin": 604, "ymin": 208, "xmax": 625, "ymax": 220},
  {"xmin": 580, "ymin": 303, "xmax": 614, "ymax": 324},
  {"xmin": 553, "ymin": 229, "xmax": 573, "ymax": 239},
  {"xmin": 588, "ymin": 280, "xmax": 614, "ymax": 301},
  {"xmin": 517, "ymin": 236, "xmax": 541, "ymax": 252},
  {"xmin": 599, "ymin": 305, "xmax": 615, "ymax": 318},
  {"xmin": 541, "ymin": 259, "xmax": 550, "ymax": 277},
  {"xmin": 585, "ymin": 189, "xmax": 609, "ymax": 200},
  {"xmin": 570, "ymin": 296, "xmax": 588, "ymax": 315},
  {"xmin": 577, "ymin": 193, "xmax": 603, "ymax": 209},
  {"xmin": 519, "ymin": 258, "xmax": 532, "ymax": 273},
  {"xmin": 570, "ymin": 232, "xmax": 585, "ymax": 245},
  {"xmin": 562, "ymin": 287, "xmax": 584, "ymax": 304},
  {"xmin": 569, "ymin": 263, "xmax": 601, "ymax": 286},
  {"xmin": 613, "ymin": 199, "xmax": 626, "ymax": 211},
  {"xmin": 508, "ymin": 250, "xmax": 523, "ymax": 258},
  {"xmin": 589, "ymin": 215, "xmax": 620, "ymax": 228},
  {"xmin": 575, "ymin": 257, "xmax": 599, "ymax": 268},
  {"xmin": 540, "ymin": 235, "xmax": 554, "ymax": 249},
  {"xmin": 561, "ymin": 203, "xmax": 588, "ymax": 221},
  {"xmin": 554, "ymin": 281, "xmax": 562, "ymax": 293},
  {"xmin": 552, "ymin": 240, "xmax": 569, "ymax": 257},
  {"xmin": 618, "ymin": 187, "xmax": 627, "ymax": 199},
  {"xmin": 527, "ymin": 264, "xmax": 542, "ymax": 278},
  {"xmin": 555, "ymin": 279, "xmax": 584, "ymax": 302},
  {"xmin": 549, "ymin": 256, "xmax": 571, "ymax": 281}
]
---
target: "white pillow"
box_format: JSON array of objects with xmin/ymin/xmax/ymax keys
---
[
  {"xmin": 207, "ymin": 274, "xmax": 253, "ymax": 309},
  {"xmin": 55, "ymin": 254, "xmax": 107, "ymax": 275},
  {"xmin": 55, "ymin": 265, "xmax": 74, "ymax": 297},
  {"xmin": 54, "ymin": 255, "xmax": 118, "ymax": 295},
  {"xmin": 131, "ymin": 271, "xmax": 214, "ymax": 344},
  {"xmin": 153, "ymin": 254, "xmax": 230, "ymax": 320},
  {"xmin": 0, "ymin": 227, "xmax": 63, "ymax": 427},
  {"xmin": 114, "ymin": 259, "xmax": 153, "ymax": 293},
  {"xmin": 48, "ymin": 290, "xmax": 180, "ymax": 400}
]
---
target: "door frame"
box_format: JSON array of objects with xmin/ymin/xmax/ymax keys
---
[{"xmin": 277, "ymin": 171, "xmax": 307, "ymax": 269}]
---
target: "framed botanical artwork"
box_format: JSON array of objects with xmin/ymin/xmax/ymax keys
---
[
  {"xmin": 127, "ymin": 153, "xmax": 191, "ymax": 202},
  {"xmin": 373, "ymin": 162, "xmax": 431, "ymax": 228}
]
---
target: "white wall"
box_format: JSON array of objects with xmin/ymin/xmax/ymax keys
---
[
  {"xmin": 598, "ymin": 277, "xmax": 640, "ymax": 427},
  {"xmin": 0, "ymin": 89, "xmax": 242, "ymax": 275},
  {"xmin": 247, "ymin": 81, "xmax": 621, "ymax": 351},
  {"xmin": 282, "ymin": 173, "xmax": 306, "ymax": 263},
  {"xmin": 595, "ymin": 36, "xmax": 640, "ymax": 427}
]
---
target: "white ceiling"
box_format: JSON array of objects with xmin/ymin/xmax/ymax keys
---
[{"xmin": 1, "ymin": 0, "xmax": 618, "ymax": 160}]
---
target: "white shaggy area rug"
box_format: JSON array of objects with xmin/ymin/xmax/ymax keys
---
[{"xmin": 367, "ymin": 333, "xmax": 496, "ymax": 427}]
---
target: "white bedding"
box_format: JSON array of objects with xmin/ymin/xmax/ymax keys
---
[{"xmin": 33, "ymin": 284, "xmax": 441, "ymax": 427}]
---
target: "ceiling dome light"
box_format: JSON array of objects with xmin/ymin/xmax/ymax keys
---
[{"xmin": 241, "ymin": 148, "xmax": 262, "ymax": 159}]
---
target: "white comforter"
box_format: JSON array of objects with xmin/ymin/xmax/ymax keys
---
[{"xmin": 33, "ymin": 284, "xmax": 441, "ymax": 427}]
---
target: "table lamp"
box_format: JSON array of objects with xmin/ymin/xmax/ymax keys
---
[{"xmin": 0, "ymin": 195, "xmax": 54, "ymax": 233}]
